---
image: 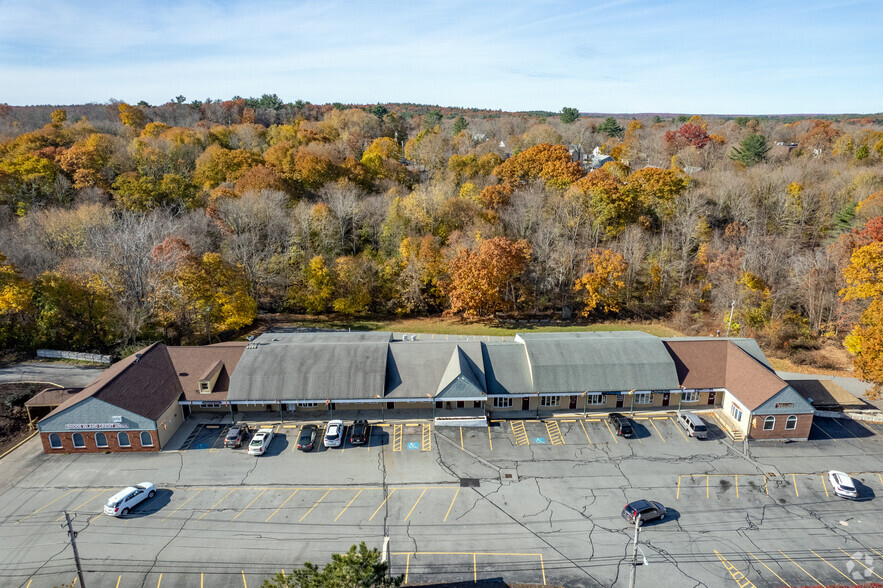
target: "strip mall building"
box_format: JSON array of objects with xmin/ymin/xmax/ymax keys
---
[{"xmin": 33, "ymin": 331, "xmax": 815, "ymax": 453}]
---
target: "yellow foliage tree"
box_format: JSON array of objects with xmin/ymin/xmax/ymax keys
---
[{"xmin": 574, "ymin": 249, "xmax": 627, "ymax": 315}]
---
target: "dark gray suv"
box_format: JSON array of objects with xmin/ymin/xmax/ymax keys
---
[{"xmin": 621, "ymin": 500, "xmax": 666, "ymax": 526}]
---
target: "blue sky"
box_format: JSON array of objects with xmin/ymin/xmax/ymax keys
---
[{"xmin": 1, "ymin": 0, "xmax": 881, "ymax": 113}]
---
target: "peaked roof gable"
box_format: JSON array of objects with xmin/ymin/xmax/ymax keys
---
[
  {"xmin": 753, "ymin": 385, "xmax": 815, "ymax": 415},
  {"xmin": 436, "ymin": 346, "xmax": 486, "ymax": 398}
]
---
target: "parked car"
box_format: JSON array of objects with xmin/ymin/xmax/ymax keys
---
[
  {"xmin": 104, "ymin": 482, "xmax": 156, "ymax": 517},
  {"xmin": 621, "ymin": 500, "xmax": 666, "ymax": 526},
  {"xmin": 297, "ymin": 424, "xmax": 318, "ymax": 451},
  {"xmin": 324, "ymin": 419, "xmax": 344, "ymax": 447},
  {"xmin": 608, "ymin": 412, "xmax": 634, "ymax": 437},
  {"xmin": 349, "ymin": 420, "xmax": 370, "ymax": 445},
  {"xmin": 677, "ymin": 411, "xmax": 708, "ymax": 439},
  {"xmin": 224, "ymin": 424, "xmax": 251, "ymax": 448},
  {"xmin": 829, "ymin": 470, "xmax": 858, "ymax": 499},
  {"xmin": 248, "ymin": 428, "xmax": 274, "ymax": 455}
]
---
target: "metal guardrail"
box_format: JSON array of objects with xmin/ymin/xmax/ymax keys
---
[{"xmin": 37, "ymin": 349, "xmax": 112, "ymax": 364}]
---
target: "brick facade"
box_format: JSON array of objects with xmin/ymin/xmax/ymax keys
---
[
  {"xmin": 747, "ymin": 413, "xmax": 813, "ymax": 441},
  {"xmin": 40, "ymin": 430, "xmax": 160, "ymax": 453}
]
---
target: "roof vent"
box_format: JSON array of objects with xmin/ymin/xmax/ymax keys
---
[{"xmin": 246, "ymin": 343, "xmax": 259, "ymax": 350}]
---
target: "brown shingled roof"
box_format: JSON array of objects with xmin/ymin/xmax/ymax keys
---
[
  {"xmin": 664, "ymin": 339, "xmax": 787, "ymax": 411},
  {"xmin": 43, "ymin": 343, "xmax": 184, "ymax": 421},
  {"xmin": 166, "ymin": 343, "xmax": 246, "ymax": 402},
  {"xmin": 25, "ymin": 386, "xmax": 83, "ymax": 407}
]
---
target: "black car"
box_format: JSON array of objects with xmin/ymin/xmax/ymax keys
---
[
  {"xmin": 224, "ymin": 424, "xmax": 251, "ymax": 448},
  {"xmin": 297, "ymin": 424, "xmax": 318, "ymax": 451},
  {"xmin": 608, "ymin": 412, "xmax": 633, "ymax": 437},
  {"xmin": 349, "ymin": 420, "xmax": 370, "ymax": 445},
  {"xmin": 621, "ymin": 500, "xmax": 666, "ymax": 526}
]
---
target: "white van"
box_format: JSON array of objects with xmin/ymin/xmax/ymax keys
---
[{"xmin": 677, "ymin": 411, "xmax": 708, "ymax": 439}]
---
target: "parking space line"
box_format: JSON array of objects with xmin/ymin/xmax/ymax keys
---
[
  {"xmin": 370, "ymin": 489, "xmax": 395, "ymax": 521},
  {"xmin": 545, "ymin": 421, "xmax": 564, "ymax": 445},
  {"xmin": 670, "ymin": 417, "xmax": 689, "ymax": 442},
  {"xmin": 55, "ymin": 490, "xmax": 105, "ymax": 521},
  {"xmin": 242, "ymin": 570, "xmax": 247, "ymax": 588},
  {"xmin": 872, "ymin": 547, "xmax": 883, "ymax": 559},
  {"xmin": 405, "ymin": 553, "xmax": 410, "ymax": 584},
  {"xmin": 197, "ymin": 488, "xmax": 236, "ymax": 521},
  {"xmin": 266, "ymin": 489, "xmax": 300, "ymax": 522},
  {"xmin": 422, "ymin": 423, "xmax": 431, "ymax": 451},
  {"xmin": 474, "ymin": 553, "xmax": 477, "ymax": 582},
  {"xmin": 840, "ymin": 548, "xmax": 883, "ymax": 580},
  {"xmin": 540, "ymin": 554, "xmax": 546, "ymax": 585},
  {"xmin": 748, "ymin": 552, "xmax": 790, "ymax": 587},
  {"xmin": 162, "ymin": 489, "xmax": 203, "ymax": 522},
  {"xmin": 764, "ymin": 476, "xmax": 768, "ymax": 495},
  {"xmin": 460, "ymin": 427, "xmax": 464, "ymax": 450},
  {"xmin": 811, "ymin": 422, "xmax": 835, "ymax": 440},
  {"xmin": 579, "ymin": 420, "xmax": 591, "ymax": 444},
  {"xmin": 444, "ymin": 488, "xmax": 459, "ymax": 522},
  {"xmin": 232, "ymin": 489, "xmax": 267, "ymax": 521},
  {"xmin": 676, "ymin": 476, "xmax": 681, "ymax": 500},
  {"xmin": 706, "ymin": 475, "xmax": 709, "ymax": 499},
  {"xmin": 713, "ymin": 550, "xmax": 756, "ymax": 588},
  {"xmin": 791, "ymin": 474, "xmax": 798, "ymax": 497},
  {"xmin": 404, "ymin": 487, "xmax": 428, "ymax": 521},
  {"xmin": 734, "ymin": 475, "xmax": 738, "ymax": 498},
  {"xmin": 393, "ymin": 424, "xmax": 402, "ymax": 451},
  {"xmin": 602, "ymin": 420, "xmax": 618, "ymax": 443},
  {"xmin": 647, "ymin": 418, "xmax": 665, "ymax": 442},
  {"xmin": 299, "ymin": 489, "xmax": 331, "ymax": 521},
  {"xmin": 829, "ymin": 418, "xmax": 862, "ymax": 441},
  {"xmin": 511, "ymin": 421, "xmax": 529, "ymax": 446},
  {"xmin": 334, "ymin": 489, "xmax": 363, "ymax": 522},
  {"xmin": 778, "ymin": 550, "xmax": 822, "ymax": 585},
  {"xmin": 156, "ymin": 573, "xmax": 161, "ymax": 588},
  {"xmin": 809, "ymin": 549, "xmax": 853, "ymax": 583},
  {"xmin": 820, "ymin": 474, "xmax": 829, "ymax": 497},
  {"xmin": 289, "ymin": 426, "xmax": 302, "ymax": 452},
  {"xmin": 487, "ymin": 426, "xmax": 493, "ymax": 451},
  {"xmin": 180, "ymin": 424, "xmax": 204, "ymax": 450},
  {"xmin": 16, "ymin": 489, "xmax": 76, "ymax": 523}
]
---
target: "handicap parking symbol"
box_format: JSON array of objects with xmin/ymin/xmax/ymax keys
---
[
  {"xmin": 534, "ymin": 438, "xmax": 546, "ymax": 444},
  {"xmin": 407, "ymin": 442, "xmax": 419, "ymax": 450}
]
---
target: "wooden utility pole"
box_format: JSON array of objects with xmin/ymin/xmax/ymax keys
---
[
  {"xmin": 61, "ymin": 511, "xmax": 86, "ymax": 587},
  {"xmin": 628, "ymin": 517, "xmax": 640, "ymax": 588}
]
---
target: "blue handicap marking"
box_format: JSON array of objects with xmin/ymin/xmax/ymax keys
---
[
  {"xmin": 194, "ymin": 443, "xmax": 208, "ymax": 449},
  {"xmin": 407, "ymin": 442, "xmax": 419, "ymax": 450},
  {"xmin": 534, "ymin": 438, "xmax": 546, "ymax": 444}
]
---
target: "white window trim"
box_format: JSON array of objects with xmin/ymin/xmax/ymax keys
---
[
  {"xmin": 785, "ymin": 415, "xmax": 798, "ymax": 430},
  {"xmin": 493, "ymin": 397, "xmax": 513, "ymax": 408},
  {"xmin": 139, "ymin": 431, "xmax": 154, "ymax": 447},
  {"xmin": 730, "ymin": 404, "xmax": 743, "ymax": 422},
  {"xmin": 298, "ymin": 402, "xmax": 320, "ymax": 408},
  {"xmin": 95, "ymin": 432, "xmax": 108, "ymax": 448},
  {"xmin": 585, "ymin": 393, "xmax": 604, "ymax": 406},
  {"xmin": 540, "ymin": 396, "xmax": 561, "ymax": 407},
  {"xmin": 72, "ymin": 433, "xmax": 85, "ymax": 449},
  {"xmin": 682, "ymin": 390, "xmax": 700, "ymax": 403},
  {"xmin": 118, "ymin": 432, "xmax": 131, "ymax": 448},
  {"xmin": 763, "ymin": 416, "xmax": 775, "ymax": 431},
  {"xmin": 49, "ymin": 433, "xmax": 62, "ymax": 449},
  {"xmin": 635, "ymin": 392, "xmax": 652, "ymax": 405}
]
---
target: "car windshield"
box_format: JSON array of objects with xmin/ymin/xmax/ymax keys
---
[
  {"xmin": 250, "ymin": 436, "xmax": 262, "ymax": 445},
  {"xmin": 105, "ymin": 499, "xmax": 119, "ymax": 508},
  {"xmin": 226, "ymin": 430, "xmax": 238, "ymax": 438},
  {"xmin": 694, "ymin": 425, "xmax": 706, "ymax": 432},
  {"xmin": 299, "ymin": 431, "xmax": 312, "ymax": 441}
]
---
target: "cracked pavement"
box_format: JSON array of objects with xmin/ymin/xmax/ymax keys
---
[{"xmin": 1, "ymin": 416, "xmax": 882, "ymax": 587}]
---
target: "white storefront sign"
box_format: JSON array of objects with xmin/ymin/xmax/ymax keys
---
[{"xmin": 65, "ymin": 423, "xmax": 130, "ymax": 430}]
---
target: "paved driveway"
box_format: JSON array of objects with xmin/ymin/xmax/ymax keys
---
[{"xmin": 0, "ymin": 362, "xmax": 105, "ymax": 388}]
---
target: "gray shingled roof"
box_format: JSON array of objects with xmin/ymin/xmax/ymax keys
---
[
  {"xmin": 515, "ymin": 332, "xmax": 679, "ymax": 393},
  {"xmin": 753, "ymin": 386, "xmax": 815, "ymax": 415},
  {"xmin": 483, "ymin": 342, "xmax": 532, "ymax": 395},
  {"xmin": 436, "ymin": 346, "xmax": 486, "ymax": 399},
  {"xmin": 228, "ymin": 340, "xmax": 388, "ymax": 401},
  {"xmin": 386, "ymin": 342, "xmax": 485, "ymax": 399}
]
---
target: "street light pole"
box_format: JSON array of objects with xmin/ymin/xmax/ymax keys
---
[
  {"xmin": 629, "ymin": 389, "xmax": 636, "ymax": 416},
  {"xmin": 677, "ymin": 386, "xmax": 685, "ymax": 413}
]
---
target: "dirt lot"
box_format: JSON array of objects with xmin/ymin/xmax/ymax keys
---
[{"xmin": 0, "ymin": 382, "xmax": 46, "ymax": 454}]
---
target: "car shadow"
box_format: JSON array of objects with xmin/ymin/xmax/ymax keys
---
[
  {"xmin": 814, "ymin": 417, "xmax": 877, "ymax": 440},
  {"xmin": 370, "ymin": 428, "xmax": 389, "ymax": 448},
  {"xmin": 264, "ymin": 434, "xmax": 288, "ymax": 456},
  {"xmin": 640, "ymin": 508, "xmax": 680, "ymax": 527},
  {"xmin": 127, "ymin": 488, "xmax": 173, "ymax": 518},
  {"xmin": 630, "ymin": 421, "xmax": 651, "ymax": 440},
  {"xmin": 854, "ymin": 480, "xmax": 876, "ymax": 501}
]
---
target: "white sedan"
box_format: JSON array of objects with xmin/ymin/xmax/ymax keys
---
[
  {"xmin": 829, "ymin": 470, "xmax": 858, "ymax": 499},
  {"xmin": 104, "ymin": 482, "xmax": 156, "ymax": 517},
  {"xmin": 248, "ymin": 428, "xmax": 274, "ymax": 455}
]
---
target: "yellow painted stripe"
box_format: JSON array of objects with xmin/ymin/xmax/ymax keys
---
[
  {"xmin": 778, "ymin": 550, "xmax": 822, "ymax": 585},
  {"xmin": 540, "ymin": 554, "xmax": 546, "ymax": 586},
  {"xmin": 603, "ymin": 419, "xmax": 618, "ymax": 444},
  {"xmin": 444, "ymin": 487, "xmax": 459, "ymax": 522},
  {"xmin": 266, "ymin": 489, "xmax": 300, "ymax": 522},
  {"xmin": 156, "ymin": 573, "xmax": 162, "ymax": 588},
  {"xmin": 579, "ymin": 419, "xmax": 591, "ymax": 444},
  {"xmin": 821, "ymin": 474, "xmax": 829, "ymax": 497},
  {"xmin": 405, "ymin": 553, "xmax": 410, "ymax": 584},
  {"xmin": 809, "ymin": 549, "xmax": 853, "ymax": 583},
  {"xmin": 369, "ymin": 489, "xmax": 395, "ymax": 521},
  {"xmin": 404, "ymin": 488, "xmax": 428, "ymax": 521},
  {"xmin": 487, "ymin": 426, "xmax": 493, "ymax": 451},
  {"xmin": 162, "ymin": 488, "xmax": 203, "ymax": 522},
  {"xmin": 242, "ymin": 570, "xmax": 247, "ymax": 588},
  {"xmin": 116, "ymin": 575, "xmax": 122, "ymax": 588},
  {"xmin": 232, "ymin": 489, "xmax": 267, "ymax": 521},
  {"xmin": 749, "ymin": 552, "xmax": 790, "ymax": 587},
  {"xmin": 473, "ymin": 553, "xmax": 477, "ymax": 582},
  {"xmin": 676, "ymin": 476, "xmax": 681, "ymax": 500},
  {"xmin": 197, "ymin": 488, "xmax": 236, "ymax": 521},
  {"xmin": 299, "ymin": 489, "xmax": 331, "ymax": 521},
  {"xmin": 334, "ymin": 489, "xmax": 363, "ymax": 522},
  {"xmin": 840, "ymin": 548, "xmax": 883, "ymax": 580},
  {"xmin": 460, "ymin": 427, "xmax": 464, "ymax": 450},
  {"xmin": 648, "ymin": 418, "xmax": 665, "ymax": 442},
  {"xmin": 792, "ymin": 474, "xmax": 799, "ymax": 497},
  {"xmin": 55, "ymin": 491, "xmax": 104, "ymax": 522},
  {"xmin": 17, "ymin": 489, "xmax": 76, "ymax": 523},
  {"xmin": 670, "ymin": 417, "xmax": 690, "ymax": 442}
]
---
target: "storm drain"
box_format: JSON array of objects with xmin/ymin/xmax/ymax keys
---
[{"xmin": 459, "ymin": 478, "xmax": 480, "ymax": 488}]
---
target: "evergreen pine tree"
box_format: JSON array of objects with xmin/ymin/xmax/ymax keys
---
[{"xmin": 729, "ymin": 133, "xmax": 771, "ymax": 166}]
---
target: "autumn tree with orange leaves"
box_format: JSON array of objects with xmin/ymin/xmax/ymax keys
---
[
  {"xmin": 446, "ymin": 237, "xmax": 531, "ymax": 318},
  {"xmin": 574, "ymin": 249, "xmax": 627, "ymax": 316},
  {"xmin": 492, "ymin": 143, "xmax": 584, "ymax": 189}
]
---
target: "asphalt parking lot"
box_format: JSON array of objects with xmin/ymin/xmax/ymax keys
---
[{"xmin": 2, "ymin": 413, "xmax": 883, "ymax": 587}]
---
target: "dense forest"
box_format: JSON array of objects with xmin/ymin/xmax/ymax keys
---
[{"xmin": 0, "ymin": 97, "xmax": 881, "ymax": 392}]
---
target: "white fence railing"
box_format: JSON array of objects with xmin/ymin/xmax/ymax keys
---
[{"xmin": 37, "ymin": 349, "xmax": 112, "ymax": 364}]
